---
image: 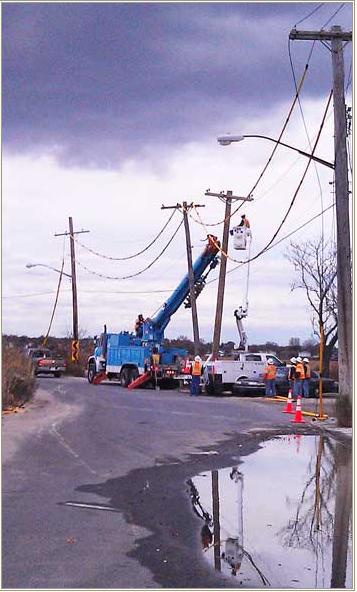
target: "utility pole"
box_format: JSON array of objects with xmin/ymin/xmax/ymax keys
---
[
  {"xmin": 161, "ymin": 202, "xmax": 205, "ymax": 355},
  {"xmin": 55, "ymin": 217, "xmax": 90, "ymax": 361},
  {"xmin": 206, "ymin": 190, "xmax": 253, "ymax": 360},
  {"xmin": 290, "ymin": 25, "xmax": 352, "ymax": 425}
]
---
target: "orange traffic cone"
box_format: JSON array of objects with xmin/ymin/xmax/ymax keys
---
[
  {"xmin": 282, "ymin": 388, "xmax": 294, "ymax": 414},
  {"xmin": 291, "ymin": 395, "xmax": 306, "ymax": 423}
]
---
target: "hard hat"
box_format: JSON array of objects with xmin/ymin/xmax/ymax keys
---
[
  {"xmin": 195, "ymin": 355, "xmax": 202, "ymax": 362},
  {"xmin": 290, "ymin": 357, "xmax": 297, "ymax": 364},
  {"xmin": 303, "ymin": 357, "xmax": 309, "ymax": 362},
  {"xmin": 296, "ymin": 356, "xmax": 302, "ymax": 363},
  {"xmin": 268, "ymin": 359, "xmax": 274, "ymax": 364}
]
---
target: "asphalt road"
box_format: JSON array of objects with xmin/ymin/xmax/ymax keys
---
[{"xmin": 2, "ymin": 376, "xmax": 344, "ymax": 589}]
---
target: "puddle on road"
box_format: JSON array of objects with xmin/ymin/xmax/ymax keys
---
[{"xmin": 187, "ymin": 435, "xmax": 352, "ymax": 589}]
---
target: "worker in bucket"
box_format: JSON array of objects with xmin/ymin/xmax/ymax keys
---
[
  {"xmin": 238, "ymin": 214, "xmax": 250, "ymax": 228},
  {"xmin": 294, "ymin": 356, "xmax": 305, "ymax": 397},
  {"xmin": 190, "ymin": 355, "xmax": 203, "ymax": 396},
  {"xmin": 302, "ymin": 357, "xmax": 311, "ymax": 398},
  {"xmin": 263, "ymin": 358, "xmax": 276, "ymax": 398}
]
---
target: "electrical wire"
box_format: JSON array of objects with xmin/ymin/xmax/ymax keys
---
[
  {"xmin": 293, "ymin": 3, "xmax": 324, "ymax": 26},
  {"xmin": 40, "ymin": 260, "xmax": 65, "ymax": 347},
  {"xmin": 206, "ymin": 201, "xmax": 336, "ymax": 286},
  {"xmin": 76, "ymin": 217, "xmax": 184, "ymax": 280},
  {"xmin": 194, "ymin": 90, "xmax": 333, "ymax": 267},
  {"xmin": 191, "ymin": 65, "xmax": 309, "ymax": 229},
  {"xmin": 321, "ymin": 3, "xmax": 346, "ymax": 28},
  {"xmin": 73, "ymin": 209, "xmax": 177, "ymax": 260}
]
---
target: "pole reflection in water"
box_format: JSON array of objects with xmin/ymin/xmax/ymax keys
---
[
  {"xmin": 187, "ymin": 435, "xmax": 352, "ymax": 588},
  {"xmin": 331, "ymin": 442, "xmax": 352, "ymax": 588}
]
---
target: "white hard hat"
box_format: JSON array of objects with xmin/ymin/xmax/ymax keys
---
[
  {"xmin": 303, "ymin": 357, "xmax": 309, "ymax": 362},
  {"xmin": 290, "ymin": 357, "xmax": 297, "ymax": 364},
  {"xmin": 195, "ymin": 355, "xmax": 202, "ymax": 362},
  {"xmin": 296, "ymin": 356, "xmax": 302, "ymax": 363},
  {"xmin": 268, "ymin": 359, "xmax": 274, "ymax": 364}
]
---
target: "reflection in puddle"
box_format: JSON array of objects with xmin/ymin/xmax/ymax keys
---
[{"xmin": 187, "ymin": 435, "xmax": 352, "ymax": 589}]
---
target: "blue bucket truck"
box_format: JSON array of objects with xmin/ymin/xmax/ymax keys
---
[{"xmin": 87, "ymin": 235, "xmax": 220, "ymax": 388}]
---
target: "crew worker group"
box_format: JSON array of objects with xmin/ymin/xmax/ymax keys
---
[{"xmin": 289, "ymin": 356, "xmax": 311, "ymax": 397}]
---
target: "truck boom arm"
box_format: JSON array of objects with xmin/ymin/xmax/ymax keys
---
[{"xmin": 142, "ymin": 235, "xmax": 220, "ymax": 342}]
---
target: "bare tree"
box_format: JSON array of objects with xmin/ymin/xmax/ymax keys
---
[{"xmin": 286, "ymin": 238, "xmax": 337, "ymax": 377}]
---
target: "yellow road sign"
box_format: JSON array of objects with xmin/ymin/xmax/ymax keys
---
[{"xmin": 71, "ymin": 339, "xmax": 79, "ymax": 362}]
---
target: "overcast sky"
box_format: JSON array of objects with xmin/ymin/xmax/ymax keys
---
[{"xmin": 2, "ymin": 2, "xmax": 353, "ymax": 346}]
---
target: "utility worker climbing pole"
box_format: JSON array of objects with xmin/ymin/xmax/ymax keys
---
[
  {"xmin": 190, "ymin": 355, "xmax": 203, "ymax": 396},
  {"xmin": 302, "ymin": 357, "xmax": 311, "ymax": 398},
  {"xmin": 294, "ymin": 356, "xmax": 305, "ymax": 397},
  {"xmin": 263, "ymin": 359, "xmax": 276, "ymax": 398}
]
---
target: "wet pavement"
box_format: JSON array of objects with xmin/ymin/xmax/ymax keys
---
[{"xmin": 187, "ymin": 434, "xmax": 352, "ymax": 589}]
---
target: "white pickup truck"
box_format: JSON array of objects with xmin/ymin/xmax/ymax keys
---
[{"xmin": 203, "ymin": 351, "xmax": 284, "ymax": 395}]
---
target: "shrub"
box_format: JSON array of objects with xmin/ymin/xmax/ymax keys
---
[{"xmin": 2, "ymin": 345, "xmax": 36, "ymax": 409}]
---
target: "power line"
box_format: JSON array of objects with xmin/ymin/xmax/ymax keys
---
[
  {"xmin": 294, "ymin": 3, "xmax": 324, "ymax": 26},
  {"xmin": 193, "ymin": 90, "xmax": 333, "ymax": 267},
  {"xmin": 73, "ymin": 209, "xmax": 177, "ymax": 260},
  {"xmin": 76, "ymin": 217, "xmax": 184, "ymax": 280},
  {"xmin": 206, "ymin": 201, "xmax": 336, "ymax": 285},
  {"xmin": 192, "ymin": 66, "xmax": 309, "ymax": 229}
]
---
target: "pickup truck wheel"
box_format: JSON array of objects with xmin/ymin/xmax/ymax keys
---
[
  {"xmin": 87, "ymin": 364, "xmax": 96, "ymax": 384},
  {"xmin": 120, "ymin": 369, "xmax": 131, "ymax": 388},
  {"xmin": 53, "ymin": 372, "xmax": 61, "ymax": 378}
]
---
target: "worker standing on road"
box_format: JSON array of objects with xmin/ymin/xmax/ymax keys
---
[
  {"xmin": 294, "ymin": 356, "xmax": 305, "ymax": 397},
  {"xmin": 190, "ymin": 355, "xmax": 203, "ymax": 396},
  {"xmin": 150, "ymin": 347, "xmax": 161, "ymax": 389},
  {"xmin": 263, "ymin": 359, "xmax": 276, "ymax": 398},
  {"xmin": 302, "ymin": 357, "xmax": 311, "ymax": 398},
  {"xmin": 288, "ymin": 357, "xmax": 297, "ymax": 394}
]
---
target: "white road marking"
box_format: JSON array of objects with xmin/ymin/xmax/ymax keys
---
[
  {"xmin": 64, "ymin": 501, "xmax": 118, "ymax": 512},
  {"xmin": 51, "ymin": 423, "xmax": 97, "ymax": 475}
]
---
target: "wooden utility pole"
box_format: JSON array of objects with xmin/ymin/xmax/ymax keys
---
[
  {"xmin": 55, "ymin": 218, "xmax": 90, "ymax": 361},
  {"xmin": 161, "ymin": 202, "xmax": 205, "ymax": 355},
  {"xmin": 206, "ymin": 190, "xmax": 253, "ymax": 360},
  {"xmin": 290, "ymin": 25, "xmax": 352, "ymax": 424}
]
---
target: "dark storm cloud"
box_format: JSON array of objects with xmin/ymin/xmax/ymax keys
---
[{"xmin": 2, "ymin": 2, "xmax": 353, "ymax": 166}]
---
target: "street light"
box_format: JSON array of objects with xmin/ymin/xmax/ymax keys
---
[
  {"xmin": 26, "ymin": 263, "xmax": 72, "ymax": 279},
  {"xmin": 217, "ymin": 134, "xmax": 335, "ymax": 169}
]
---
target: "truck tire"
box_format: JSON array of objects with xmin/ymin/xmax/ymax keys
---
[
  {"xmin": 87, "ymin": 364, "xmax": 96, "ymax": 384},
  {"xmin": 54, "ymin": 372, "xmax": 61, "ymax": 378},
  {"xmin": 120, "ymin": 368, "xmax": 131, "ymax": 388},
  {"xmin": 129, "ymin": 368, "xmax": 139, "ymax": 384}
]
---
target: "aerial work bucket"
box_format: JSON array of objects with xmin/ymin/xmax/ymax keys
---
[{"xmin": 231, "ymin": 226, "xmax": 252, "ymax": 250}]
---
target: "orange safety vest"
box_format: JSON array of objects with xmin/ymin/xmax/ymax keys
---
[
  {"xmin": 303, "ymin": 363, "xmax": 311, "ymax": 379},
  {"xmin": 264, "ymin": 365, "xmax": 276, "ymax": 380},
  {"xmin": 192, "ymin": 361, "xmax": 203, "ymax": 376},
  {"xmin": 295, "ymin": 362, "xmax": 305, "ymax": 380}
]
